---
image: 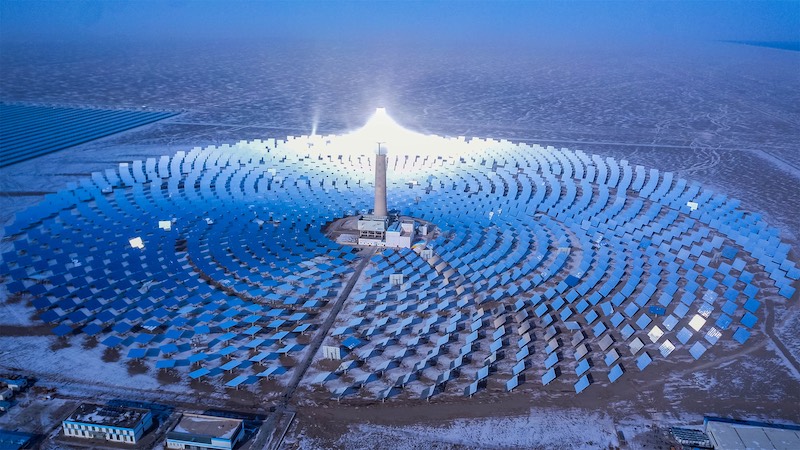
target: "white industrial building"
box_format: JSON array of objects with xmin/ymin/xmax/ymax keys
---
[
  {"xmin": 357, "ymin": 216, "xmax": 416, "ymax": 248},
  {"xmin": 166, "ymin": 413, "xmax": 245, "ymax": 450},
  {"xmin": 0, "ymin": 388, "xmax": 13, "ymax": 401},
  {"xmin": 385, "ymin": 220, "xmax": 416, "ymax": 248},
  {"xmin": 62, "ymin": 403, "xmax": 153, "ymax": 445},
  {"xmin": 357, "ymin": 215, "xmax": 388, "ymax": 246}
]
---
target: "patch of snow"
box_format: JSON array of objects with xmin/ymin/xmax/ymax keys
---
[
  {"xmin": 337, "ymin": 408, "xmax": 619, "ymax": 449},
  {"xmin": 0, "ymin": 292, "xmax": 36, "ymax": 326},
  {"xmin": 0, "ymin": 335, "xmax": 167, "ymax": 391}
]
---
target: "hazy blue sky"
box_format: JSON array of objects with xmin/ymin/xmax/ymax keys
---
[{"xmin": 2, "ymin": 0, "xmax": 798, "ymax": 46}]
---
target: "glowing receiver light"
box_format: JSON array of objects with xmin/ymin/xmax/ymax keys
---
[
  {"xmin": 359, "ymin": 108, "xmax": 411, "ymax": 144},
  {"xmin": 304, "ymin": 107, "xmax": 472, "ymax": 161},
  {"xmin": 334, "ymin": 108, "xmax": 434, "ymax": 155},
  {"xmin": 346, "ymin": 108, "xmax": 420, "ymax": 153}
]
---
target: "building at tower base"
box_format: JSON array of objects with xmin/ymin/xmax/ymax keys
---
[{"xmin": 357, "ymin": 216, "xmax": 416, "ymax": 248}]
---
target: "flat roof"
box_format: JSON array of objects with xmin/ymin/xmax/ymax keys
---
[
  {"xmin": 706, "ymin": 420, "xmax": 800, "ymax": 450},
  {"xmin": 171, "ymin": 414, "xmax": 242, "ymax": 440},
  {"xmin": 66, "ymin": 403, "xmax": 151, "ymax": 429},
  {"xmin": 358, "ymin": 216, "xmax": 388, "ymax": 231},
  {"xmin": 0, "ymin": 430, "xmax": 33, "ymax": 450},
  {"xmin": 359, "ymin": 215, "xmax": 388, "ymax": 221}
]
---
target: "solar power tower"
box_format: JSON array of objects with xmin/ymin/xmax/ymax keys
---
[{"xmin": 374, "ymin": 140, "xmax": 388, "ymax": 217}]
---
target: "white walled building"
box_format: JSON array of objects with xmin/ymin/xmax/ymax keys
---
[
  {"xmin": 385, "ymin": 220, "xmax": 415, "ymax": 248},
  {"xmin": 62, "ymin": 403, "xmax": 153, "ymax": 445},
  {"xmin": 166, "ymin": 413, "xmax": 245, "ymax": 450},
  {"xmin": 0, "ymin": 388, "xmax": 13, "ymax": 401},
  {"xmin": 357, "ymin": 215, "xmax": 388, "ymax": 246},
  {"xmin": 357, "ymin": 216, "xmax": 416, "ymax": 248}
]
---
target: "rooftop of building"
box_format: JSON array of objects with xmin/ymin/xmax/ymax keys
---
[
  {"xmin": 705, "ymin": 417, "xmax": 800, "ymax": 450},
  {"xmin": 170, "ymin": 414, "xmax": 242, "ymax": 440},
  {"xmin": 388, "ymin": 220, "xmax": 415, "ymax": 235},
  {"xmin": 65, "ymin": 403, "xmax": 151, "ymax": 429},
  {"xmin": 358, "ymin": 215, "xmax": 388, "ymax": 232},
  {"xmin": 0, "ymin": 430, "xmax": 33, "ymax": 450},
  {"xmin": 359, "ymin": 214, "xmax": 388, "ymax": 220}
]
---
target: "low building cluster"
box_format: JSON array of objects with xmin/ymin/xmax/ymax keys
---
[
  {"xmin": 61, "ymin": 403, "xmax": 245, "ymax": 450},
  {"xmin": 0, "ymin": 376, "xmax": 28, "ymax": 413},
  {"xmin": 357, "ymin": 215, "xmax": 421, "ymax": 248}
]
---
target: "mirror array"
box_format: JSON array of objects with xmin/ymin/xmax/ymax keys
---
[
  {"xmin": 0, "ymin": 103, "xmax": 177, "ymax": 168},
  {"xmin": 2, "ymin": 135, "xmax": 797, "ymax": 399},
  {"xmin": 3, "ymin": 140, "xmax": 365, "ymax": 388},
  {"xmin": 310, "ymin": 138, "xmax": 797, "ymax": 399}
]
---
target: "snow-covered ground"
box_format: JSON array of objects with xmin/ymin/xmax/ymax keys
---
[
  {"xmin": 287, "ymin": 407, "xmax": 693, "ymax": 450},
  {"xmin": 0, "ymin": 290, "xmax": 35, "ymax": 326},
  {"xmin": 0, "ymin": 335, "xmax": 166, "ymax": 391}
]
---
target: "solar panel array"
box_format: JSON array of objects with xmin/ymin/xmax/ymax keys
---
[
  {"xmin": 3, "ymin": 140, "xmax": 361, "ymax": 387},
  {"xmin": 311, "ymin": 138, "xmax": 798, "ymax": 399},
  {"xmin": 0, "ymin": 103, "xmax": 177, "ymax": 167},
  {"xmin": 2, "ymin": 135, "xmax": 797, "ymax": 398}
]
